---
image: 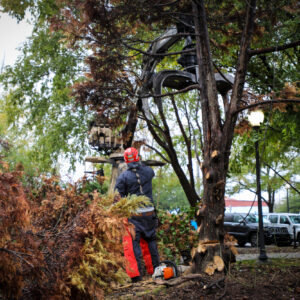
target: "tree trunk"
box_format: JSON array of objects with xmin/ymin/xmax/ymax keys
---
[
  {"xmin": 191, "ymin": 0, "xmax": 256, "ymax": 275},
  {"xmin": 109, "ymin": 160, "xmax": 127, "ymax": 193}
]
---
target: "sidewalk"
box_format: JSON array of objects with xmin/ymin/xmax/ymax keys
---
[
  {"xmin": 236, "ymin": 244, "xmax": 300, "ymax": 261},
  {"xmin": 236, "ymin": 251, "xmax": 300, "ymax": 261}
]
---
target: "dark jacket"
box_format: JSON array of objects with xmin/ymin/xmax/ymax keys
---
[{"xmin": 115, "ymin": 162, "xmax": 155, "ymax": 206}]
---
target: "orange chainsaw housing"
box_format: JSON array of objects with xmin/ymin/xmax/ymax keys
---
[{"xmin": 163, "ymin": 267, "xmax": 175, "ymax": 279}]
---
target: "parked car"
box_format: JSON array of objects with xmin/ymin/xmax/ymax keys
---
[
  {"xmin": 224, "ymin": 213, "xmax": 290, "ymax": 247},
  {"xmin": 264, "ymin": 213, "xmax": 300, "ymax": 243}
]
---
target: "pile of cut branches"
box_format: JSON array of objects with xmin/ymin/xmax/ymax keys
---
[{"xmin": 0, "ymin": 163, "xmax": 146, "ymax": 299}]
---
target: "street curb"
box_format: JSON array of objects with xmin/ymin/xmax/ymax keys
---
[{"xmin": 236, "ymin": 252, "xmax": 300, "ymax": 261}]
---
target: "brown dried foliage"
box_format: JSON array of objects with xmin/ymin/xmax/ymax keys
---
[
  {"xmin": 51, "ymin": 0, "xmax": 192, "ymax": 129},
  {"xmin": 234, "ymin": 119, "xmax": 252, "ymax": 136},
  {"xmin": 0, "ymin": 167, "xmax": 131, "ymax": 299}
]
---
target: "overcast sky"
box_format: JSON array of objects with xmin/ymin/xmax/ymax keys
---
[{"xmin": 0, "ymin": 12, "xmax": 32, "ymax": 67}]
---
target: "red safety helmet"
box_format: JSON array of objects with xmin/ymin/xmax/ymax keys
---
[{"xmin": 124, "ymin": 147, "xmax": 139, "ymax": 163}]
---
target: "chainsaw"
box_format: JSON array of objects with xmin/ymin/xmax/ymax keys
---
[{"xmin": 152, "ymin": 260, "xmax": 178, "ymax": 280}]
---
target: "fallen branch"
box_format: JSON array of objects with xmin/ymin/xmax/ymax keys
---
[
  {"xmin": 0, "ymin": 248, "xmax": 34, "ymax": 268},
  {"xmin": 203, "ymin": 277, "xmax": 225, "ymax": 290},
  {"xmin": 217, "ymin": 281, "xmax": 227, "ymax": 300},
  {"xmin": 154, "ymin": 273, "xmax": 204, "ymax": 286}
]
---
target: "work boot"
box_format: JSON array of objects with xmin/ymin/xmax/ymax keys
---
[{"xmin": 131, "ymin": 276, "xmax": 142, "ymax": 283}]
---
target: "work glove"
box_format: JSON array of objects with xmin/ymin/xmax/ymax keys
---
[{"xmin": 113, "ymin": 193, "xmax": 121, "ymax": 203}]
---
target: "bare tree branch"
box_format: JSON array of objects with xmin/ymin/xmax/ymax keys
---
[
  {"xmin": 248, "ymin": 40, "xmax": 300, "ymax": 57},
  {"xmin": 238, "ymin": 181, "xmax": 268, "ymax": 203},
  {"xmin": 144, "ymin": 143, "xmax": 170, "ymax": 163},
  {"xmin": 124, "ymin": 32, "xmax": 192, "ymax": 45},
  {"xmin": 234, "ymin": 99, "xmax": 300, "ymax": 115},
  {"xmin": 170, "ymin": 95, "xmax": 194, "ymax": 187},
  {"xmin": 138, "ymin": 113, "xmax": 167, "ymax": 139},
  {"xmin": 144, "ymin": 84, "xmax": 200, "ymax": 99},
  {"xmin": 0, "ymin": 248, "xmax": 34, "ymax": 268},
  {"xmin": 227, "ymin": 0, "xmax": 257, "ymax": 114},
  {"xmin": 123, "ymin": 42, "xmax": 197, "ymax": 57},
  {"xmin": 263, "ymin": 162, "xmax": 300, "ymax": 195}
]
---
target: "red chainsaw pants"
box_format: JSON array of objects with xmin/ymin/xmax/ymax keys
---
[{"xmin": 123, "ymin": 225, "xmax": 155, "ymax": 278}]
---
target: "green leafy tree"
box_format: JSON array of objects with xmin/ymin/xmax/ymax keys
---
[
  {"xmin": 228, "ymin": 106, "xmax": 300, "ymax": 212},
  {"xmin": 152, "ymin": 166, "xmax": 190, "ymax": 211},
  {"xmin": 275, "ymin": 186, "xmax": 300, "ymax": 213},
  {"xmin": 0, "ymin": 103, "xmax": 47, "ymax": 185},
  {"xmin": 0, "ymin": 2, "xmax": 89, "ymax": 172}
]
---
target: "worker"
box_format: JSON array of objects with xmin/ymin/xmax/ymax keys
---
[{"xmin": 115, "ymin": 147, "xmax": 160, "ymax": 283}]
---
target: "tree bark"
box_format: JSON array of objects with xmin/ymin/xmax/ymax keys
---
[{"xmin": 191, "ymin": 0, "xmax": 257, "ymax": 274}]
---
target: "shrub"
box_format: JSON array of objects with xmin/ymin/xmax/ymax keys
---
[{"xmin": 156, "ymin": 208, "xmax": 198, "ymax": 264}]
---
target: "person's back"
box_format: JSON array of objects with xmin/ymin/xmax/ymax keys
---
[
  {"xmin": 115, "ymin": 161, "xmax": 154, "ymax": 212},
  {"xmin": 114, "ymin": 147, "xmax": 159, "ymax": 283}
]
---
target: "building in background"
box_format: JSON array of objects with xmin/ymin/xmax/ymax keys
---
[{"xmin": 225, "ymin": 197, "xmax": 269, "ymax": 214}]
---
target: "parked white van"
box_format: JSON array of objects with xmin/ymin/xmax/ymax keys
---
[{"xmin": 265, "ymin": 213, "xmax": 300, "ymax": 243}]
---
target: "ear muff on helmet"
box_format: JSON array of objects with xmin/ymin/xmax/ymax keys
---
[{"xmin": 124, "ymin": 147, "xmax": 139, "ymax": 163}]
